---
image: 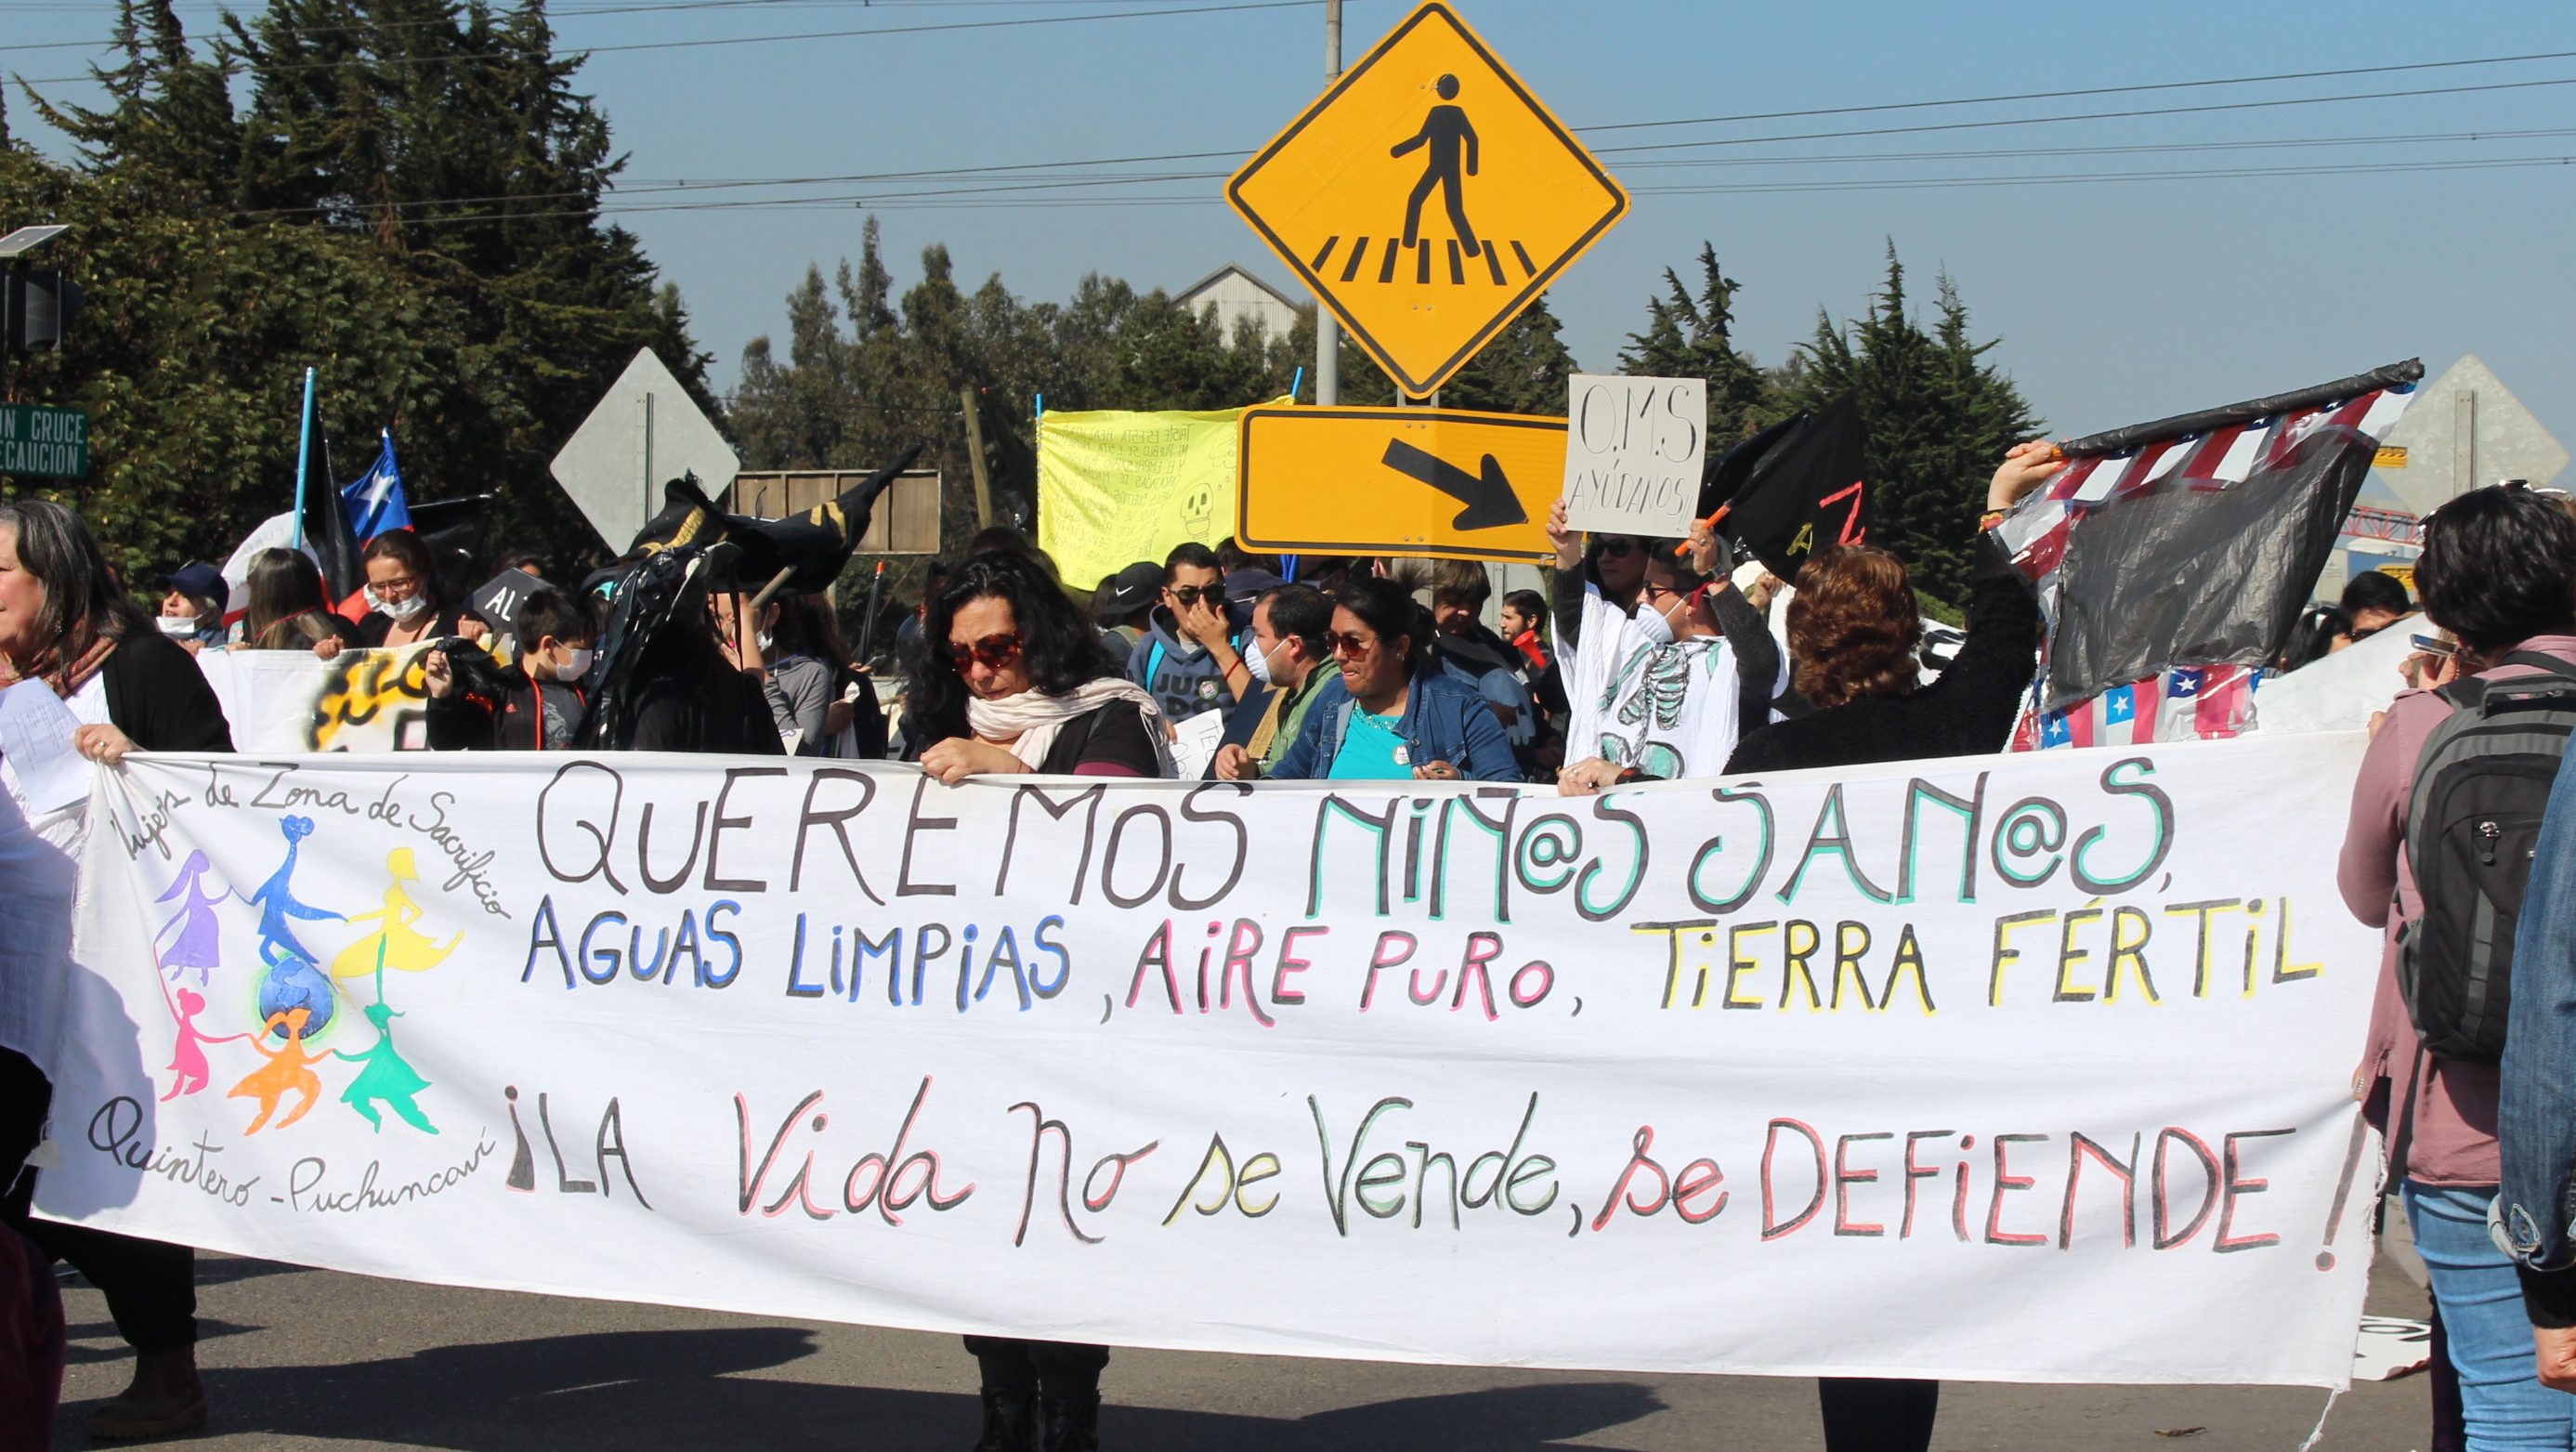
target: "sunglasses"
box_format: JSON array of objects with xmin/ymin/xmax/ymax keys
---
[
  {"xmin": 1168, "ymin": 584, "xmax": 1220, "ymax": 606},
  {"xmin": 1595, "ymin": 538, "xmax": 1642, "ymax": 559},
  {"xmin": 1327, "ymin": 631, "xmax": 1380, "ymax": 658},
  {"xmin": 947, "ymin": 632, "xmax": 1025, "ymax": 673}
]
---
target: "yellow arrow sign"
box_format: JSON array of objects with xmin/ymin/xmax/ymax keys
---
[
  {"xmin": 1227, "ymin": 3, "xmax": 1628, "ymax": 399},
  {"xmin": 1236, "ymin": 405, "xmax": 1567, "ymax": 562}
]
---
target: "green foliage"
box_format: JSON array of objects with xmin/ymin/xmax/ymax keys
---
[
  {"xmin": 729, "ymin": 224, "xmax": 1308, "ymax": 586},
  {"xmin": 0, "ymin": 0, "xmax": 708, "ymax": 583},
  {"xmin": 1773, "ymin": 243, "xmax": 2041, "ymax": 607},
  {"xmin": 1617, "ymin": 242, "xmax": 1767, "ymax": 450}
]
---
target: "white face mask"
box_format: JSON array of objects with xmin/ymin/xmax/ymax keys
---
[
  {"xmin": 370, "ymin": 588, "xmax": 431, "ymax": 622},
  {"xmin": 756, "ymin": 630, "xmax": 776, "ymax": 654},
  {"xmin": 156, "ymin": 614, "xmax": 200, "ymax": 637},
  {"xmin": 1244, "ymin": 636, "xmax": 1281, "ymax": 687},
  {"xmin": 1635, "ymin": 598, "xmax": 1676, "ymax": 647},
  {"xmin": 556, "ymin": 647, "xmax": 595, "ymax": 681}
]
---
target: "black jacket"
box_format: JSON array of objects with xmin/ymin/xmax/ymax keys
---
[
  {"xmin": 1724, "ymin": 532, "xmax": 2038, "ymax": 774},
  {"xmin": 425, "ymin": 666, "xmax": 586, "ymax": 751},
  {"xmin": 102, "ymin": 630, "xmax": 233, "ymax": 752}
]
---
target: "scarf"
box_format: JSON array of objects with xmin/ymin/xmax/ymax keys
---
[
  {"xmin": 967, "ymin": 677, "xmax": 1175, "ymax": 776},
  {"xmin": 0, "ymin": 629, "xmax": 116, "ymax": 700}
]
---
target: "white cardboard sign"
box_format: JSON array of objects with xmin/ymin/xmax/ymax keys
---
[{"xmin": 1560, "ymin": 373, "xmax": 1706, "ymax": 538}]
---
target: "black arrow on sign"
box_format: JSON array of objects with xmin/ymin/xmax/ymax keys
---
[{"xmin": 1380, "ymin": 438, "xmax": 1528, "ymax": 531}]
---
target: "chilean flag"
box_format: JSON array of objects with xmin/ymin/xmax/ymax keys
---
[{"xmin": 341, "ymin": 429, "xmax": 412, "ymax": 543}]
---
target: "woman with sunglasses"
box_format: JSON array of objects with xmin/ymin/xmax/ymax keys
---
[
  {"xmin": 1251, "ymin": 575, "xmax": 1517, "ymax": 783},
  {"xmin": 902, "ymin": 552, "xmax": 1170, "ymax": 1452},
  {"xmin": 907, "ymin": 552, "xmax": 1176, "ymax": 789}
]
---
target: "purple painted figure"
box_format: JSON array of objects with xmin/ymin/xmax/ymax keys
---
[{"xmin": 152, "ymin": 851, "xmax": 228, "ymax": 986}]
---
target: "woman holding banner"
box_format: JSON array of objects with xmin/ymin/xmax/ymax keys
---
[
  {"xmin": 0, "ymin": 499, "xmax": 229, "ymax": 1441},
  {"xmin": 900, "ymin": 548, "xmax": 1171, "ymax": 1452},
  {"xmin": 1721, "ymin": 442, "xmax": 2060, "ymax": 1452}
]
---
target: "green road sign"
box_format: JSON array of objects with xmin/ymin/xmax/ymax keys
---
[{"xmin": 0, "ymin": 403, "xmax": 89, "ymax": 479}]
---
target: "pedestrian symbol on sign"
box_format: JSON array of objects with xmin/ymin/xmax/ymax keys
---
[{"xmin": 1393, "ymin": 74, "xmax": 1479, "ymax": 258}]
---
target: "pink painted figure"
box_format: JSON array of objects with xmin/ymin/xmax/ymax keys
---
[{"xmin": 161, "ymin": 989, "xmax": 239, "ymax": 1103}]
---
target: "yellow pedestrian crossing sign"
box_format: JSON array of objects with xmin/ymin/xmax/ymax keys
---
[{"xmin": 1227, "ymin": 3, "xmax": 1628, "ymax": 399}]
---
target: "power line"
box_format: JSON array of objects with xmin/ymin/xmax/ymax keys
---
[
  {"xmin": 0, "ymin": 0, "xmax": 1248, "ymax": 53},
  {"xmin": 1589, "ymin": 75, "xmax": 2576, "ymax": 156},
  {"xmin": 10, "ymin": 0, "xmax": 1310, "ymax": 80},
  {"xmin": 1579, "ymin": 47, "xmax": 2576, "ymax": 134}
]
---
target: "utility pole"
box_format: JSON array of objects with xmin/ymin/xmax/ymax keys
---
[{"xmin": 1314, "ymin": 0, "xmax": 1341, "ymax": 407}]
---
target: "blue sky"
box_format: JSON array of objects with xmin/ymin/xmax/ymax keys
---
[{"xmin": 7, "ymin": 0, "xmax": 2572, "ymax": 450}]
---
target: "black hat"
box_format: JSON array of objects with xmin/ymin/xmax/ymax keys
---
[
  {"xmin": 1098, "ymin": 561, "xmax": 1161, "ymax": 618},
  {"xmin": 160, "ymin": 562, "xmax": 225, "ymax": 603}
]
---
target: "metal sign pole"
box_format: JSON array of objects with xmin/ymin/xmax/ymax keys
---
[
  {"xmin": 1314, "ymin": 0, "xmax": 1342, "ymax": 408},
  {"xmin": 641, "ymin": 390, "xmax": 656, "ymax": 525}
]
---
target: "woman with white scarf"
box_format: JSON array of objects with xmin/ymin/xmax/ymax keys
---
[
  {"xmin": 898, "ymin": 549, "xmax": 1168, "ymax": 1452},
  {"xmin": 906, "ymin": 551, "xmax": 1176, "ymax": 787}
]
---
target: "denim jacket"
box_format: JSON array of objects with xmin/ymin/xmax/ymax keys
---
[
  {"xmin": 1268, "ymin": 669, "xmax": 1519, "ymax": 782},
  {"xmin": 2501, "ymin": 748, "xmax": 2576, "ymax": 1313}
]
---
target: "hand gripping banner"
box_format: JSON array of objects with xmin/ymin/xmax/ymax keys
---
[{"xmin": 29, "ymin": 736, "xmax": 2380, "ymax": 1386}]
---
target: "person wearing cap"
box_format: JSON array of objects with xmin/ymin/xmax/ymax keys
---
[
  {"xmin": 1093, "ymin": 561, "xmax": 1160, "ymax": 657},
  {"xmin": 155, "ymin": 562, "xmax": 230, "ymax": 653},
  {"xmin": 1125, "ymin": 542, "xmax": 1248, "ymax": 722}
]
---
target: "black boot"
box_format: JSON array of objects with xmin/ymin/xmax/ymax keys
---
[
  {"xmin": 973, "ymin": 1388, "xmax": 1040, "ymax": 1452},
  {"xmin": 1040, "ymin": 1389, "xmax": 1100, "ymax": 1452}
]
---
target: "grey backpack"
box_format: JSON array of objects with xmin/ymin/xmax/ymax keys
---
[{"xmin": 2398, "ymin": 651, "xmax": 2576, "ymax": 1062}]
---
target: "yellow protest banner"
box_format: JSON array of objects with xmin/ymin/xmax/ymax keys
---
[{"xmin": 1038, "ymin": 399, "xmax": 1288, "ymax": 588}]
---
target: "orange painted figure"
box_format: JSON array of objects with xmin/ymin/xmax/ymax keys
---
[
  {"xmin": 329, "ymin": 848, "xmax": 461, "ymax": 980},
  {"xmin": 228, "ymin": 1008, "xmax": 325, "ymax": 1134}
]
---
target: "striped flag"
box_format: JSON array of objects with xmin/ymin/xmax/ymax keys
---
[{"xmin": 2002, "ymin": 361, "xmax": 2420, "ymax": 750}]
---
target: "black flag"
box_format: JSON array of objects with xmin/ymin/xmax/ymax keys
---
[
  {"xmin": 299, "ymin": 422, "xmax": 364, "ymax": 603},
  {"xmin": 1699, "ymin": 396, "xmax": 1870, "ymax": 580},
  {"xmin": 626, "ymin": 445, "xmax": 924, "ymax": 594}
]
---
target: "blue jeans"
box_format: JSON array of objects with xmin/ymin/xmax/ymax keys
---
[{"xmin": 2406, "ymin": 1182, "xmax": 2576, "ymax": 1450}]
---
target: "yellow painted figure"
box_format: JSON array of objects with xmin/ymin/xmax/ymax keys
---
[{"xmin": 330, "ymin": 848, "xmax": 461, "ymax": 979}]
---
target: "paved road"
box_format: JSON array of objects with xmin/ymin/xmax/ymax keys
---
[{"xmin": 52, "ymin": 1247, "xmax": 2435, "ymax": 1450}]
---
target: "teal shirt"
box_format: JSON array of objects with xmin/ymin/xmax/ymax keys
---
[{"xmin": 1327, "ymin": 707, "xmax": 1410, "ymax": 780}]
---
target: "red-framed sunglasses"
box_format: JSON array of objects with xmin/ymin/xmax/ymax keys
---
[{"xmin": 948, "ymin": 632, "xmax": 1025, "ymax": 673}]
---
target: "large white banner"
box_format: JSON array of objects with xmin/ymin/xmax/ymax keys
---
[{"xmin": 32, "ymin": 737, "xmax": 2382, "ymax": 1387}]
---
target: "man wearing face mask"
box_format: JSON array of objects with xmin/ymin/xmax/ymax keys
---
[
  {"xmin": 1211, "ymin": 583, "xmax": 1334, "ymax": 779},
  {"xmin": 420, "ymin": 589, "xmax": 595, "ymax": 750}
]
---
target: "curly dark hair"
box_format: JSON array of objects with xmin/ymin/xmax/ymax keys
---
[
  {"xmin": 1786, "ymin": 545, "xmax": 1922, "ymax": 709},
  {"xmin": 2417, "ymin": 484, "xmax": 2576, "ymax": 654},
  {"xmin": 905, "ymin": 550, "xmax": 1120, "ymax": 742}
]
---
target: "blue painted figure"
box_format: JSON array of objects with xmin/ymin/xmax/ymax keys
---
[{"xmin": 247, "ymin": 816, "xmax": 343, "ymax": 1038}]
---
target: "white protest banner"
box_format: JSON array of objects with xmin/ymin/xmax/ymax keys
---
[
  {"xmin": 35, "ymin": 736, "xmax": 2380, "ymax": 1387},
  {"xmin": 195, "ymin": 642, "xmax": 444, "ymax": 752},
  {"xmin": 2250, "ymin": 625, "xmax": 2418, "ymax": 737},
  {"xmin": 1561, "ymin": 373, "xmax": 1705, "ymax": 538}
]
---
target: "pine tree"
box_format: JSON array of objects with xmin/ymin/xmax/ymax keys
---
[
  {"xmin": 1779, "ymin": 242, "xmax": 2038, "ymax": 606},
  {"xmin": 1618, "ymin": 242, "xmax": 1769, "ymax": 448}
]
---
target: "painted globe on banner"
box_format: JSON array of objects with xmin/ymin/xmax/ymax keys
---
[{"xmin": 259, "ymin": 961, "xmax": 336, "ymax": 1039}]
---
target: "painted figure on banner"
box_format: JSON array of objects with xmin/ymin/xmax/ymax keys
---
[
  {"xmin": 160, "ymin": 988, "xmax": 239, "ymax": 1103},
  {"xmin": 229, "ymin": 1007, "xmax": 326, "ymax": 1134},
  {"xmin": 333, "ymin": 1001, "xmax": 437, "ymax": 1135},
  {"xmin": 152, "ymin": 851, "xmax": 228, "ymax": 986},
  {"xmin": 329, "ymin": 848, "xmax": 460, "ymax": 979},
  {"xmin": 247, "ymin": 816, "xmax": 344, "ymax": 1038}
]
